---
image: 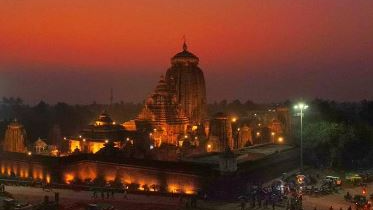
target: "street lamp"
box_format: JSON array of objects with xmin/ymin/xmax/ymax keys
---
[{"xmin": 294, "ymin": 102, "xmax": 308, "ymax": 171}]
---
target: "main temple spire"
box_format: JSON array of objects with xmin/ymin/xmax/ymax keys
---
[{"xmin": 182, "ymin": 35, "xmax": 187, "ymax": 51}]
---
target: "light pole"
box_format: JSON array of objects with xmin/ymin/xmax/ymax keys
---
[{"xmin": 294, "ymin": 102, "xmax": 308, "ymax": 171}]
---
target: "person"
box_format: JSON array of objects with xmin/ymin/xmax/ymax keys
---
[
  {"xmin": 191, "ymin": 196, "xmax": 197, "ymax": 208},
  {"xmin": 240, "ymin": 200, "xmax": 246, "ymax": 210},
  {"xmin": 111, "ymin": 190, "xmax": 114, "ymax": 199},
  {"xmin": 265, "ymin": 198, "xmax": 269, "ymax": 208},
  {"xmin": 123, "ymin": 190, "xmax": 128, "ymax": 199},
  {"xmin": 185, "ymin": 198, "xmax": 190, "ymax": 208},
  {"xmin": 330, "ymin": 206, "xmax": 333, "ymax": 210},
  {"xmin": 106, "ymin": 190, "xmax": 110, "ymax": 199},
  {"xmin": 179, "ymin": 194, "xmax": 184, "ymax": 205},
  {"xmin": 0, "ymin": 183, "xmax": 5, "ymax": 192}
]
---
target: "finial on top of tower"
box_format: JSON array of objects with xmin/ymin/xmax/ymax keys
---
[{"xmin": 182, "ymin": 35, "xmax": 187, "ymax": 51}]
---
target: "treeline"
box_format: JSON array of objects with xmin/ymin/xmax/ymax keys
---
[
  {"xmin": 297, "ymin": 99, "xmax": 373, "ymax": 170},
  {"xmin": 1, "ymin": 97, "xmax": 373, "ymax": 171},
  {"xmin": 0, "ymin": 97, "xmax": 142, "ymax": 144},
  {"xmin": 0, "ymin": 98, "xmax": 267, "ymax": 144}
]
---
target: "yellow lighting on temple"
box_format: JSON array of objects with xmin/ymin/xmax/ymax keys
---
[
  {"xmin": 91, "ymin": 142, "xmax": 105, "ymax": 153},
  {"xmin": 46, "ymin": 174, "xmax": 51, "ymax": 183},
  {"xmin": 64, "ymin": 173, "xmax": 75, "ymax": 184},
  {"xmin": 70, "ymin": 140, "xmax": 81, "ymax": 151},
  {"xmin": 278, "ymin": 137, "xmax": 284, "ymax": 143}
]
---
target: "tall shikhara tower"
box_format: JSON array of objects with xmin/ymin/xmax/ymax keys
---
[
  {"xmin": 3, "ymin": 120, "xmax": 27, "ymax": 153},
  {"xmin": 165, "ymin": 42, "xmax": 207, "ymax": 124}
]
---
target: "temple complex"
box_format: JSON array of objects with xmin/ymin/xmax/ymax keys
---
[
  {"xmin": 135, "ymin": 76, "xmax": 189, "ymax": 147},
  {"xmin": 68, "ymin": 111, "xmax": 130, "ymax": 153},
  {"xmin": 3, "ymin": 119, "xmax": 27, "ymax": 153},
  {"xmin": 165, "ymin": 42, "xmax": 207, "ymax": 124}
]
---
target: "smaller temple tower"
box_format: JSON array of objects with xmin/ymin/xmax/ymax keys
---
[
  {"xmin": 136, "ymin": 75, "xmax": 189, "ymax": 146},
  {"xmin": 237, "ymin": 125, "xmax": 253, "ymax": 148},
  {"xmin": 3, "ymin": 119, "xmax": 27, "ymax": 153},
  {"xmin": 206, "ymin": 113, "xmax": 233, "ymax": 152}
]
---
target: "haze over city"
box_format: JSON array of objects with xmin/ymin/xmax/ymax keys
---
[{"xmin": 1, "ymin": 0, "xmax": 373, "ymax": 104}]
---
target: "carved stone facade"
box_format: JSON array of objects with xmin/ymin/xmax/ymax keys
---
[
  {"xmin": 165, "ymin": 42, "xmax": 207, "ymax": 124},
  {"xmin": 136, "ymin": 76, "xmax": 189, "ymax": 146},
  {"xmin": 3, "ymin": 120, "xmax": 27, "ymax": 153}
]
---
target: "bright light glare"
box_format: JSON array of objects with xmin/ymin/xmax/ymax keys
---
[{"xmin": 294, "ymin": 103, "xmax": 309, "ymax": 110}]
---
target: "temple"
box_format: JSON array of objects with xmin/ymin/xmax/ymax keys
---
[
  {"xmin": 165, "ymin": 41, "xmax": 207, "ymax": 124},
  {"xmin": 135, "ymin": 75, "xmax": 189, "ymax": 147},
  {"xmin": 68, "ymin": 111, "xmax": 130, "ymax": 153},
  {"xmin": 2, "ymin": 119, "xmax": 27, "ymax": 153}
]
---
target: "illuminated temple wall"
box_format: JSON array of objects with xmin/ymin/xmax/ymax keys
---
[
  {"xmin": 0, "ymin": 159, "xmax": 51, "ymax": 183},
  {"xmin": 0, "ymin": 156, "xmax": 201, "ymax": 194},
  {"xmin": 63, "ymin": 161, "xmax": 199, "ymax": 194}
]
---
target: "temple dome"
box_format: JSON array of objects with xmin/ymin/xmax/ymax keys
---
[
  {"xmin": 171, "ymin": 42, "xmax": 199, "ymax": 65},
  {"xmin": 95, "ymin": 111, "xmax": 114, "ymax": 126}
]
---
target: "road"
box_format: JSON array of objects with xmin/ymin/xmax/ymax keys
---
[
  {"xmin": 4, "ymin": 185, "xmax": 180, "ymax": 210},
  {"xmin": 303, "ymin": 182, "xmax": 373, "ymax": 210},
  {"xmin": 2, "ymin": 182, "xmax": 372, "ymax": 210}
]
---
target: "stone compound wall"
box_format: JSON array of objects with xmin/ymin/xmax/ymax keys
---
[
  {"xmin": 0, "ymin": 153, "xmax": 203, "ymax": 194},
  {"xmin": 63, "ymin": 161, "xmax": 200, "ymax": 194}
]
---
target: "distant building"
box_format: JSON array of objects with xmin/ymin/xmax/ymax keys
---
[
  {"xmin": 3, "ymin": 119, "xmax": 27, "ymax": 153},
  {"xmin": 165, "ymin": 41, "xmax": 207, "ymax": 124},
  {"xmin": 135, "ymin": 76, "xmax": 189, "ymax": 147},
  {"xmin": 48, "ymin": 124, "xmax": 62, "ymax": 148},
  {"xmin": 237, "ymin": 124, "xmax": 252, "ymax": 148},
  {"xmin": 245, "ymin": 107, "xmax": 291, "ymax": 144},
  {"xmin": 34, "ymin": 138, "xmax": 48, "ymax": 154}
]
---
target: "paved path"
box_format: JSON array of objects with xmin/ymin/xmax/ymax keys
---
[
  {"xmin": 3, "ymin": 182, "xmax": 372, "ymax": 210},
  {"xmin": 4, "ymin": 185, "xmax": 180, "ymax": 210}
]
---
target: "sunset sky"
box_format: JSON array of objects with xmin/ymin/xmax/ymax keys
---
[{"xmin": 0, "ymin": 0, "xmax": 372, "ymax": 104}]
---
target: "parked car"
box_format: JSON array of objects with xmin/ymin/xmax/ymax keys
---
[{"xmin": 325, "ymin": 176, "xmax": 342, "ymax": 186}]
